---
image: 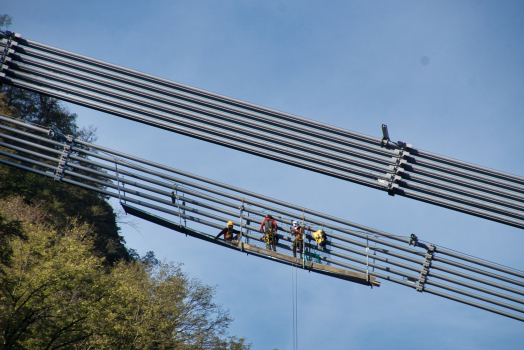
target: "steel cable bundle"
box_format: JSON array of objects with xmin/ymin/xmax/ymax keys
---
[
  {"xmin": 1, "ymin": 115, "xmax": 524, "ymax": 322},
  {"xmin": 1, "ymin": 31, "xmax": 524, "ymax": 229}
]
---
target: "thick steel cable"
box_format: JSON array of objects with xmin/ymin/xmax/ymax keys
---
[
  {"xmin": 4, "ymin": 76, "xmax": 524, "ymax": 231},
  {"xmin": 2, "ymin": 33, "xmax": 524, "ymax": 190},
  {"xmin": 3, "ymin": 138, "xmax": 524, "ymax": 303},
  {"xmin": 4, "ymin": 49, "xmax": 524, "ymax": 201},
  {"xmin": 2, "ymin": 117, "xmax": 524, "ymax": 283},
  {"xmin": 7, "ymin": 63, "xmax": 524, "ymax": 211},
  {"xmin": 0, "ymin": 153, "xmax": 524, "ymax": 317}
]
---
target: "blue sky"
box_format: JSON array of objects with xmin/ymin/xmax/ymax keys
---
[{"xmin": 3, "ymin": 1, "xmax": 524, "ymax": 348}]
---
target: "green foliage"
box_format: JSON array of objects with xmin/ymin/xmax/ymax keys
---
[
  {"xmin": 0, "ymin": 165, "xmax": 128, "ymax": 263},
  {"xmin": 0, "ymin": 14, "xmax": 12, "ymax": 30},
  {"xmin": 0, "ymin": 197, "xmax": 251, "ymax": 349},
  {"xmin": 0, "ymin": 88, "xmax": 127, "ymax": 263}
]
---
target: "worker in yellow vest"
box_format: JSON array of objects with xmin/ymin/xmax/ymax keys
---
[
  {"xmin": 313, "ymin": 229, "xmax": 327, "ymax": 248},
  {"xmin": 291, "ymin": 220, "xmax": 304, "ymax": 258},
  {"xmin": 215, "ymin": 221, "xmax": 241, "ymax": 243}
]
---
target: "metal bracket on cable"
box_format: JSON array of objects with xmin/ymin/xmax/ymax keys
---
[
  {"xmin": 0, "ymin": 33, "xmax": 18, "ymax": 82},
  {"xmin": 54, "ymin": 134, "xmax": 73, "ymax": 182},
  {"xmin": 416, "ymin": 244, "xmax": 435, "ymax": 292},
  {"xmin": 385, "ymin": 147, "xmax": 410, "ymax": 196}
]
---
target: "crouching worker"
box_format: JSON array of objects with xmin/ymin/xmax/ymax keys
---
[
  {"xmin": 215, "ymin": 221, "xmax": 241, "ymax": 243},
  {"xmin": 291, "ymin": 220, "xmax": 304, "ymax": 258},
  {"xmin": 313, "ymin": 229, "xmax": 327, "ymax": 248}
]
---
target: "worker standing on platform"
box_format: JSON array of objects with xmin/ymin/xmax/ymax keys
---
[
  {"xmin": 260, "ymin": 214, "xmax": 278, "ymax": 251},
  {"xmin": 291, "ymin": 220, "xmax": 304, "ymax": 258},
  {"xmin": 215, "ymin": 221, "xmax": 241, "ymax": 243}
]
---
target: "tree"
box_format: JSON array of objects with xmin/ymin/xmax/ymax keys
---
[
  {"xmin": 0, "ymin": 197, "xmax": 251, "ymax": 349},
  {"xmin": 0, "ymin": 14, "xmax": 12, "ymax": 30}
]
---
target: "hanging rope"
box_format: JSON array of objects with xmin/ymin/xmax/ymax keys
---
[
  {"xmin": 291, "ymin": 261, "xmax": 295, "ymax": 350},
  {"xmin": 291, "ymin": 256, "xmax": 299, "ymax": 350}
]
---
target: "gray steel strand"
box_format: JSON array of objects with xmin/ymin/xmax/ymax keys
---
[
  {"xmin": 6, "ymin": 34, "xmax": 385, "ymax": 146},
  {"xmin": 318, "ymin": 244, "xmax": 524, "ymax": 307},
  {"xmin": 423, "ymin": 288, "xmax": 524, "ymax": 323},
  {"xmin": 401, "ymin": 164, "xmax": 524, "ymax": 205},
  {"xmin": 3, "ymin": 156, "xmax": 524, "ymax": 322},
  {"xmin": 11, "ymin": 134, "xmax": 524, "ymax": 284},
  {"xmin": 409, "ymin": 148, "xmax": 524, "ymax": 187},
  {"xmin": 3, "ymin": 118, "xmax": 524, "ymax": 284},
  {"xmin": 394, "ymin": 187, "xmax": 524, "ymax": 230},
  {"xmin": 328, "ymin": 238, "xmax": 524, "ymax": 294},
  {"xmin": 8, "ymin": 63, "xmax": 524, "ymax": 215},
  {"xmin": 327, "ymin": 237, "xmax": 524, "ymax": 289},
  {"xmin": 6, "ymin": 118, "xmax": 517, "ymax": 283},
  {"xmin": 70, "ymin": 135, "xmax": 524, "ymax": 260},
  {"xmin": 403, "ymin": 156, "xmax": 524, "ymax": 195},
  {"xmin": 394, "ymin": 178, "xmax": 524, "ymax": 221},
  {"xmin": 325, "ymin": 238, "xmax": 524, "ymax": 303},
  {"xmin": 1, "ymin": 149, "xmax": 518, "ymax": 308},
  {"xmin": 8, "ymin": 54, "xmax": 524, "ymax": 197},
  {"xmin": 5, "ymin": 74, "xmax": 524, "ymax": 228},
  {"xmin": 0, "ymin": 123, "xmax": 65, "ymax": 148},
  {"xmin": 429, "ymin": 268, "xmax": 524, "ymax": 298},
  {"xmin": 4, "ymin": 36, "xmax": 524, "ymax": 189},
  {"xmin": 0, "ymin": 114, "xmax": 50, "ymax": 134},
  {"xmin": 0, "ymin": 134, "xmax": 63, "ymax": 155},
  {"xmin": 6, "ymin": 69, "xmax": 393, "ymax": 177},
  {"xmin": 0, "ymin": 125, "xmax": 408, "ymax": 253},
  {"xmin": 2, "ymin": 76, "xmax": 390, "ymax": 187},
  {"xmin": 432, "ymin": 252, "xmax": 524, "ymax": 281},
  {"xmin": 23, "ymin": 148, "xmax": 524, "ymax": 312},
  {"xmin": 9, "ymin": 139, "xmax": 523, "ymax": 310},
  {"xmin": 327, "ymin": 247, "xmax": 524, "ymax": 306},
  {"xmin": 6, "ymin": 58, "xmax": 396, "ymax": 162},
  {"xmin": 6, "ymin": 78, "xmax": 524, "ymax": 230},
  {"xmin": 6, "ymin": 75, "xmax": 524, "ymax": 229},
  {"xmin": 8, "ymin": 138, "xmax": 524, "ymax": 291},
  {"xmin": 10, "ymin": 66, "xmax": 524, "ymax": 214},
  {"xmin": 424, "ymin": 280, "xmax": 524, "ymax": 315}
]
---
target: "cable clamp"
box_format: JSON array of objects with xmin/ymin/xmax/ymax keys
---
[
  {"xmin": 409, "ymin": 233, "xmax": 418, "ymax": 246},
  {"xmin": 416, "ymin": 244, "xmax": 435, "ymax": 292},
  {"xmin": 54, "ymin": 136, "xmax": 73, "ymax": 182}
]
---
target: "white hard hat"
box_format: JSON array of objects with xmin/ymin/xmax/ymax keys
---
[{"xmin": 292, "ymin": 220, "xmax": 298, "ymax": 226}]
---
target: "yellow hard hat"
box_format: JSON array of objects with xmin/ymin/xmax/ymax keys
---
[{"xmin": 227, "ymin": 221, "xmax": 234, "ymax": 226}]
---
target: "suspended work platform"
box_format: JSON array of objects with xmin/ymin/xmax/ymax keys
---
[
  {"xmin": 122, "ymin": 203, "xmax": 380, "ymax": 287},
  {"xmin": 3, "ymin": 114, "xmax": 524, "ymax": 322}
]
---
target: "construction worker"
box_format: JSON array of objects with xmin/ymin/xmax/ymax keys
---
[
  {"xmin": 215, "ymin": 221, "xmax": 241, "ymax": 243},
  {"xmin": 313, "ymin": 229, "xmax": 327, "ymax": 248},
  {"xmin": 291, "ymin": 220, "xmax": 304, "ymax": 258},
  {"xmin": 260, "ymin": 214, "xmax": 278, "ymax": 251}
]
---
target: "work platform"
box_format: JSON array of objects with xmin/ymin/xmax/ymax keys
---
[{"xmin": 122, "ymin": 203, "xmax": 379, "ymax": 287}]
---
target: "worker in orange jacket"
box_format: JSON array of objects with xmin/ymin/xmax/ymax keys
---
[
  {"xmin": 260, "ymin": 214, "xmax": 278, "ymax": 251},
  {"xmin": 215, "ymin": 221, "xmax": 241, "ymax": 243}
]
